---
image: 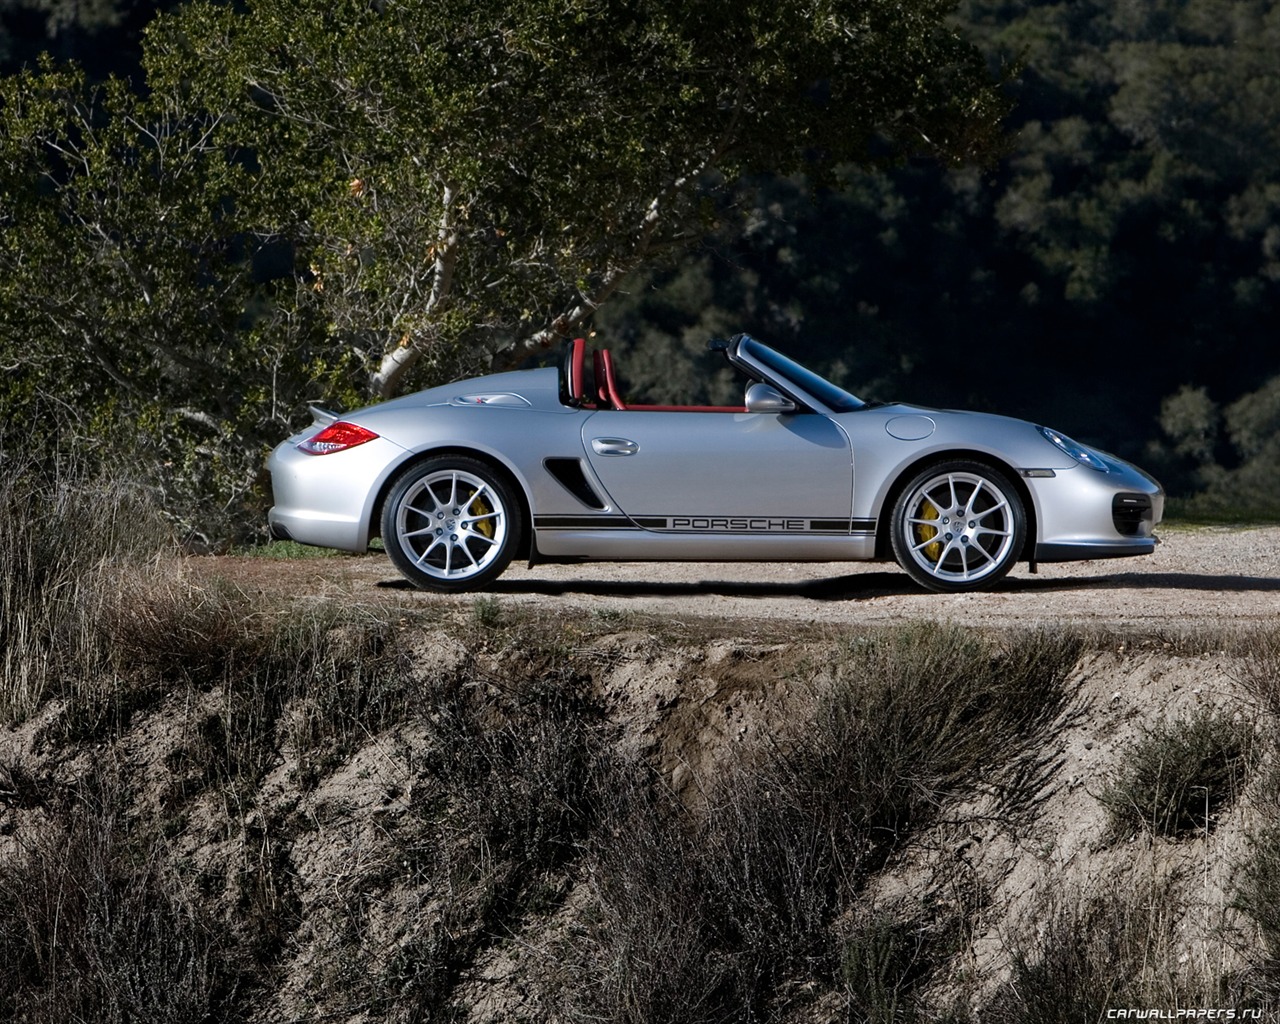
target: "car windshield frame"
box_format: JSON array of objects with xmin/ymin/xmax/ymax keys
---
[{"xmin": 734, "ymin": 335, "xmax": 865, "ymax": 412}]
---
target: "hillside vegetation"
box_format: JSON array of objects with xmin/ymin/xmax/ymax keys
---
[
  {"xmin": 3, "ymin": 473, "xmax": 1280, "ymax": 1022},
  {"xmin": 4, "ymin": 0, "xmax": 1280, "ymax": 542}
]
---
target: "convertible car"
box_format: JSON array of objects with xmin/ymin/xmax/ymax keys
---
[{"xmin": 267, "ymin": 335, "xmax": 1163, "ymax": 593}]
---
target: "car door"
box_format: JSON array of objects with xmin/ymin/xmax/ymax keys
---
[{"xmin": 580, "ymin": 409, "xmax": 853, "ymax": 533}]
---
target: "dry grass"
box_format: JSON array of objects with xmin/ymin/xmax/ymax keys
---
[
  {"xmin": 556, "ymin": 625, "xmax": 1081, "ymax": 1024},
  {"xmin": 0, "ymin": 772, "xmax": 229, "ymax": 1023},
  {"xmin": 985, "ymin": 873, "xmax": 1229, "ymax": 1023},
  {"xmin": 0, "ymin": 463, "xmax": 171, "ymax": 722},
  {"xmin": 9, "ymin": 475, "xmax": 1280, "ymax": 1021}
]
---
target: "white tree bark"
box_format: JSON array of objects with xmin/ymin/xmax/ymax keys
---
[{"xmin": 369, "ymin": 182, "xmax": 459, "ymax": 399}]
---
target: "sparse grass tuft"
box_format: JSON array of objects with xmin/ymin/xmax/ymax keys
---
[
  {"xmin": 1238, "ymin": 628, "xmax": 1280, "ymax": 720},
  {"xmin": 231, "ymin": 539, "xmax": 342, "ymax": 559},
  {"xmin": 1233, "ymin": 763, "xmax": 1280, "ymax": 1003},
  {"xmin": 840, "ymin": 913, "xmax": 932, "ymax": 1024},
  {"xmin": 1237, "ymin": 822, "xmax": 1280, "ymax": 961},
  {"xmin": 471, "ymin": 594, "xmax": 503, "ymax": 627},
  {"xmin": 1098, "ymin": 707, "xmax": 1255, "ymax": 839},
  {"xmin": 987, "ymin": 874, "xmax": 1235, "ymax": 1022}
]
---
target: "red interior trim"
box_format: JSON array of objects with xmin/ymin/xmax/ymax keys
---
[
  {"xmin": 569, "ymin": 337, "xmax": 586, "ymax": 403},
  {"xmin": 598, "ymin": 349, "xmax": 627, "ymax": 410},
  {"xmin": 591, "ymin": 350, "xmax": 610, "ymax": 407},
  {"xmin": 622, "ymin": 405, "xmax": 750, "ymax": 413}
]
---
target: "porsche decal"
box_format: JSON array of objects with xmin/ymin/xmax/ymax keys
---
[{"xmin": 536, "ymin": 515, "xmax": 875, "ymax": 534}]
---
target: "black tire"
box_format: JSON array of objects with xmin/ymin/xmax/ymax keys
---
[
  {"xmin": 889, "ymin": 460, "xmax": 1026, "ymax": 593},
  {"xmin": 381, "ymin": 456, "xmax": 523, "ymax": 592}
]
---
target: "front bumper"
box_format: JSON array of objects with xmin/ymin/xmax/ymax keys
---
[{"xmin": 1025, "ymin": 461, "xmax": 1164, "ymax": 563}]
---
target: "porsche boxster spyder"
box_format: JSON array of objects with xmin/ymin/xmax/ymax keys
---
[{"xmin": 267, "ymin": 335, "xmax": 1163, "ymax": 593}]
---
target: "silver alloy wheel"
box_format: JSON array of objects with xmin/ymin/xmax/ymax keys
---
[
  {"xmin": 392, "ymin": 467, "xmax": 509, "ymax": 582},
  {"xmin": 892, "ymin": 463, "xmax": 1024, "ymax": 591}
]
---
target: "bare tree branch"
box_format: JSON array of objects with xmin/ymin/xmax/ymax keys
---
[{"xmin": 370, "ymin": 182, "xmax": 461, "ymax": 398}]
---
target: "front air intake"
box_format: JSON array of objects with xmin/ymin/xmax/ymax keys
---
[{"xmin": 1112, "ymin": 492, "xmax": 1153, "ymax": 536}]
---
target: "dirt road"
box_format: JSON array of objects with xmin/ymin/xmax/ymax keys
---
[{"xmin": 205, "ymin": 525, "xmax": 1280, "ymax": 630}]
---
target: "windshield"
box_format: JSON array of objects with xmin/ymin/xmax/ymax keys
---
[{"xmin": 737, "ymin": 336, "xmax": 865, "ymax": 411}]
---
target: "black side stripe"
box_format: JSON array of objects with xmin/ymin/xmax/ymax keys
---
[
  {"xmin": 534, "ymin": 516, "xmax": 635, "ymax": 529},
  {"xmin": 534, "ymin": 515, "xmax": 877, "ymax": 533}
]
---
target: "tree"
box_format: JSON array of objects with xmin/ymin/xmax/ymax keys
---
[
  {"xmin": 0, "ymin": 60, "xmax": 288, "ymax": 541},
  {"xmin": 143, "ymin": 0, "xmax": 1009, "ymax": 398},
  {"xmin": 0, "ymin": 0, "xmax": 1009, "ymax": 539},
  {"xmin": 594, "ymin": 0, "xmax": 1280, "ymax": 502}
]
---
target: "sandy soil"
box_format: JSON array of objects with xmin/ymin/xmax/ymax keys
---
[{"xmin": 202, "ymin": 524, "xmax": 1280, "ymax": 630}]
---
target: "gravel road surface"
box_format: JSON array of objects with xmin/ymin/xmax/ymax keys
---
[{"xmin": 208, "ymin": 525, "xmax": 1280, "ymax": 630}]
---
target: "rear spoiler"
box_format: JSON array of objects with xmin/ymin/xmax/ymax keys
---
[{"xmin": 308, "ymin": 405, "xmax": 340, "ymax": 427}]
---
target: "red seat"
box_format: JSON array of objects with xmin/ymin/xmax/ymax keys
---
[
  {"xmin": 563, "ymin": 337, "xmax": 588, "ymax": 406},
  {"xmin": 592, "ymin": 349, "xmax": 612, "ymax": 408}
]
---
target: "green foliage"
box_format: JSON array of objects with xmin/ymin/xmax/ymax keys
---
[
  {"xmin": 1154, "ymin": 376, "xmax": 1280, "ymax": 518},
  {"xmin": 598, "ymin": 0, "xmax": 1280, "ymax": 511},
  {"xmin": 0, "ymin": 58, "xmax": 321, "ymax": 541},
  {"xmin": 0, "ymin": 0, "xmax": 1006, "ymax": 542},
  {"xmin": 142, "ymin": 0, "xmax": 1006, "ymax": 395},
  {"xmin": 7, "ymin": 0, "xmax": 1280, "ymax": 536}
]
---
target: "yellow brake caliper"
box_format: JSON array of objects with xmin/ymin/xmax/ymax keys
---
[
  {"xmin": 469, "ymin": 490, "xmax": 495, "ymax": 539},
  {"xmin": 916, "ymin": 499, "xmax": 941, "ymax": 562}
]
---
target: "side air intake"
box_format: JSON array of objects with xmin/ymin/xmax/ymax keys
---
[{"xmin": 544, "ymin": 458, "xmax": 608, "ymax": 510}]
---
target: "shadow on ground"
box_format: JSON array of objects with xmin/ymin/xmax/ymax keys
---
[{"xmin": 375, "ymin": 570, "xmax": 1280, "ymax": 601}]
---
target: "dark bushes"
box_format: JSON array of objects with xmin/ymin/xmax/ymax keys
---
[{"xmin": 1098, "ymin": 707, "xmax": 1255, "ymax": 839}]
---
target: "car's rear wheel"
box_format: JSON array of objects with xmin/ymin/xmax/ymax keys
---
[
  {"xmin": 890, "ymin": 460, "xmax": 1025, "ymax": 593},
  {"xmin": 382, "ymin": 456, "xmax": 522, "ymax": 592}
]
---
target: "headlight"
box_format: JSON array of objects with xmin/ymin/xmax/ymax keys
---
[{"xmin": 1037, "ymin": 426, "xmax": 1111, "ymax": 473}]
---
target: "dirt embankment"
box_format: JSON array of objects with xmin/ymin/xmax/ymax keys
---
[{"xmin": 0, "ymin": 526, "xmax": 1276, "ymax": 1021}]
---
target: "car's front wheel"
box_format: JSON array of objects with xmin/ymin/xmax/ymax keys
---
[
  {"xmin": 382, "ymin": 456, "xmax": 522, "ymax": 592},
  {"xmin": 890, "ymin": 460, "xmax": 1026, "ymax": 593}
]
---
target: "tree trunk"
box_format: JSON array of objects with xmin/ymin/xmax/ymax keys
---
[{"xmin": 369, "ymin": 183, "xmax": 459, "ymax": 399}]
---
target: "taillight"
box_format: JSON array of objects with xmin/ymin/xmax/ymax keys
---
[{"xmin": 296, "ymin": 421, "xmax": 380, "ymax": 455}]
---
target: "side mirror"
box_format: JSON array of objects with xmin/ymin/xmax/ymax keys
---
[{"xmin": 745, "ymin": 382, "xmax": 797, "ymax": 414}]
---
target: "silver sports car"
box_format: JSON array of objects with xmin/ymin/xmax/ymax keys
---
[{"xmin": 267, "ymin": 334, "xmax": 1163, "ymax": 593}]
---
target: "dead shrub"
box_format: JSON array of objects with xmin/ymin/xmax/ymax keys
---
[
  {"xmin": 0, "ymin": 773, "xmax": 230, "ymax": 1023},
  {"xmin": 987, "ymin": 874, "xmax": 1236, "ymax": 1022},
  {"xmin": 560, "ymin": 624, "xmax": 1082, "ymax": 1024},
  {"xmin": 305, "ymin": 668, "xmax": 610, "ymax": 1021},
  {"xmin": 0, "ymin": 464, "xmax": 171, "ymax": 722},
  {"xmin": 1098, "ymin": 706, "xmax": 1255, "ymax": 839}
]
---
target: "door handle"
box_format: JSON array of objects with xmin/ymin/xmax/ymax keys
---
[{"xmin": 591, "ymin": 437, "xmax": 639, "ymax": 456}]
